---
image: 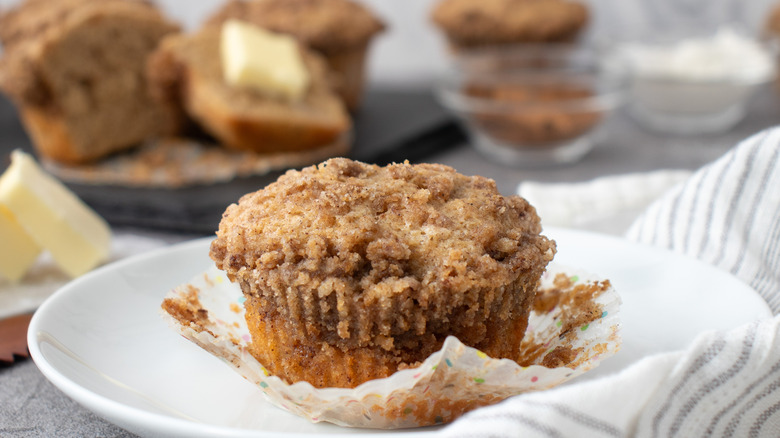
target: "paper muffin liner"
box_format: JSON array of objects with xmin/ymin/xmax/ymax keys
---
[{"xmin": 160, "ymin": 263, "xmax": 621, "ymax": 429}]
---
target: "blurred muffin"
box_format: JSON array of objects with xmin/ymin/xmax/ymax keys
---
[
  {"xmin": 766, "ymin": 2, "xmax": 780, "ymax": 38},
  {"xmin": 0, "ymin": 0, "xmax": 155, "ymax": 50},
  {"xmin": 206, "ymin": 0, "xmax": 385, "ymax": 111},
  {"xmin": 431, "ymin": 0, "xmax": 588, "ymax": 50},
  {"xmin": 209, "ymin": 158, "xmax": 556, "ymax": 388},
  {"xmin": 764, "ymin": 3, "xmax": 780, "ymax": 91},
  {"xmin": 0, "ymin": 0, "xmax": 89, "ymax": 50},
  {"xmin": 147, "ymin": 26, "xmax": 350, "ymax": 154},
  {"xmin": 0, "ymin": 0, "xmax": 179, "ymax": 164}
]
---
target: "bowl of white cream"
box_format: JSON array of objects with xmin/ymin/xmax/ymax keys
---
[{"xmin": 613, "ymin": 28, "xmax": 777, "ymax": 134}]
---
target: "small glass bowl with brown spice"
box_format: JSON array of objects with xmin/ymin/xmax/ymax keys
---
[{"xmin": 437, "ymin": 68, "xmax": 624, "ymax": 167}]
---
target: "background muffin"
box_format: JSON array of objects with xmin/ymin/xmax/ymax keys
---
[
  {"xmin": 0, "ymin": 0, "xmax": 180, "ymax": 164},
  {"xmin": 209, "ymin": 158, "xmax": 556, "ymax": 388},
  {"xmin": 763, "ymin": 1, "xmax": 780, "ymax": 91},
  {"xmin": 147, "ymin": 25, "xmax": 350, "ymax": 154},
  {"xmin": 206, "ymin": 0, "xmax": 385, "ymax": 111},
  {"xmin": 431, "ymin": 0, "xmax": 589, "ymax": 50}
]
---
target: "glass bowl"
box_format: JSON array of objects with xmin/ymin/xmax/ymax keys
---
[
  {"xmin": 625, "ymin": 77, "xmax": 766, "ymax": 135},
  {"xmin": 436, "ymin": 69, "xmax": 624, "ymax": 167},
  {"xmin": 611, "ymin": 29, "xmax": 778, "ymax": 135},
  {"xmin": 451, "ymin": 43, "xmax": 597, "ymax": 75}
]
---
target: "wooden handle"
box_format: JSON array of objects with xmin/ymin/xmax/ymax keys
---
[{"xmin": 0, "ymin": 313, "xmax": 33, "ymax": 363}]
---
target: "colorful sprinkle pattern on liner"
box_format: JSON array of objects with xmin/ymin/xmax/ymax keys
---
[{"xmin": 162, "ymin": 263, "xmax": 621, "ymax": 428}]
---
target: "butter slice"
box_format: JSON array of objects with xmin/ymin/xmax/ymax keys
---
[
  {"xmin": 0, "ymin": 150, "xmax": 111, "ymax": 278},
  {"xmin": 0, "ymin": 204, "xmax": 40, "ymax": 283},
  {"xmin": 221, "ymin": 19, "xmax": 310, "ymax": 101}
]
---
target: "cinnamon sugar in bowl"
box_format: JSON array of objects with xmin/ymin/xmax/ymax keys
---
[{"xmin": 437, "ymin": 69, "xmax": 624, "ymax": 167}]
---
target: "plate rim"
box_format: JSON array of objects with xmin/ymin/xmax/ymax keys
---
[
  {"xmin": 26, "ymin": 236, "xmax": 438, "ymax": 438},
  {"xmin": 26, "ymin": 227, "xmax": 772, "ymax": 437}
]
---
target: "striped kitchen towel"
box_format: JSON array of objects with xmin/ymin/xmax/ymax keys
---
[{"xmin": 440, "ymin": 128, "xmax": 780, "ymax": 437}]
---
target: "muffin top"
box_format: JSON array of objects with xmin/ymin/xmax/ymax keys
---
[
  {"xmin": 431, "ymin": 0, "xmax": 588, "ymax": 47},
  {"xmin": 0, "ymin": 0, "xmax": 164, "ymax": 51},
  {"xmin": 206, "ymin": 0, "xmax": 385, "ymax": 54},
  {"xmin": 210, "ymin": 158, "xmax": 555, "ymax": 353}
]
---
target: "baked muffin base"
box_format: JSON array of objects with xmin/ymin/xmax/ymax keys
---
[
  {"xmin": 245, "ymin": 295, "xmax": 401, "ymax": 388},
  {"xmin": 243, "ymin": 275, "xmax": 537, "ymax": 389}
]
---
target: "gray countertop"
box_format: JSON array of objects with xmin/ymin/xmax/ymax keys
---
[{"xmin": 2, "ymin": 84, "xmax": 780, "ymax": 437}]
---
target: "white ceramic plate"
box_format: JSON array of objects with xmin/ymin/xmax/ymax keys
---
[{"xmin": 28, "ymin": 228, "xmax": 771, "ymax": 438}]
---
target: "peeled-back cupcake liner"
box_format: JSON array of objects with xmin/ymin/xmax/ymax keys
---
[{"xmin": 160, "ymin": 263, "xmax": 621, "ymax": 429}]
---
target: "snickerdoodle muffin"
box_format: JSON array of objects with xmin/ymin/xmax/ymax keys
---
[
  {"xmin": 209, "ymin": 158, "xmax": 556, "ymax": 388},
  {"xmin": 147, "ymin": 26, "xmax": 350, "ymax": 154},
  {"xmin": 205, "ymin": 0, "xmax": 385, "ymax": 110},
  {"xmin": 0, "ymin": 0, "xmax": 179, "ymax": 164},
  {"xmin": 431, "ymin": 0, "xmax": 589, "ymax": 50}
]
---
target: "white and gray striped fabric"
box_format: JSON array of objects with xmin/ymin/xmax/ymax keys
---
[
  {"xmin": 439, "ymin": 128, "xmax": 780, "ymax": 437},
  {"xmin": 627, "ymin": 128, "xmax": 780, "ymax": 313}
]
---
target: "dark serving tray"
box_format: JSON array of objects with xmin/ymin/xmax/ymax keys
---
[{"xmin": 0, "ymin": 88, "xmax": 465, "ymax": 234}]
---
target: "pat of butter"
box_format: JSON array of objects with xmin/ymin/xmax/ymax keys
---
[
  {"xmin": 0, "ymin": 150, "xmax": 111, "ymax": 278},
  {"xmin": 221, "ymin": 19, "xmax": 310, "ymax": 101},
  {"xmin": 0, "ymin": 204, "xmax": 40, "ymax": 283}
]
